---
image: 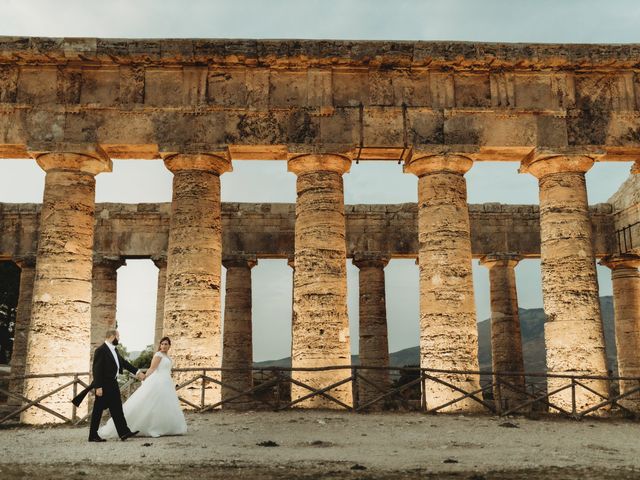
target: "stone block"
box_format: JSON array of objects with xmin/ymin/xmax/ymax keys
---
[
  {"xmin": 405, "ymin": 108, "xmax": 444, "ymax": 145},
  {"xmin": 444, "ymin": 111, "xmax": 537, "ymax": 146},
  {"xmin": 307, "ymin": 69, "xmax": 332, "ymax": 108},
  {"xmin": 454, "ymin": 74, "xmax": 491, "ymax": 108},
  {"xmin": 391, "ymin": 70, "xmax": 430, "ymax": 107},
  {"xmin": 363, "ymin": 107, "xmax": 404, "ymax": 146},
  {"xmin": 80, "ymin": 68, "xmax": 119, "ymax": 105},
  {"xmin": 144, "ymin": 68, "xmax": 183, "ymax": 106},
  {"xmin": 369, "ymin": 70, "xmax": 394, "ymax": 106},
  {"xmin": 319, "ymin": 107, "xmax": 360, "ymax": 146},
  {"xmin": 207, "ymin": 68, "xmax": 248, "ymax": 107},
  {"xmin": 0, "ymin": 65, "xmax": 19, "ymax": 102},
  {"xmin": 332, "ymin": 69, "xmax": 369, "ymax": 107},
  {"xmin": 269, "ymin": 70, "xmax": 308, "ymax": 108},
  {"xmin": 17, "ymin": 67, "xmax": 57, "ymax": 105},
  {"xmin": 514, "ymin": 74, "xmax": 554, "ymax": 109}
]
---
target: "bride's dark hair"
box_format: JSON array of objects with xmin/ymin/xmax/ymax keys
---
[{"xmin": 158, "ymin": 336, "xmax": 171, "ymax": 351}]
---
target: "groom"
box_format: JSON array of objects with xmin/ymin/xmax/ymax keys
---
[{"xmin": 81, "ymin": 329, "xmax": 145, "ymax": 442}]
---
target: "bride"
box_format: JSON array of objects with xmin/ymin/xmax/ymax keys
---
[{"xmin": 99, "ymin": 337, "xmax": 187, "ymax": 438}]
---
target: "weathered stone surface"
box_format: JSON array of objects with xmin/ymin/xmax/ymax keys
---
[
  {"xmin": 600, "ymin": 254, "xmax": 640, "ymax": 412},
  {"xmin": 90, "ymin": 255, "xmax": 124, "ymax": 356},
  {"xmin": 21, "ymin": 151, "xmax": 110, "ymax": 424},
  {"xmin": 152, "ymin": 255, "xmax": 167, "ymax": 347},
  {"xmin": 221, "ymin": 255, "xmax": 256, "ymax": 410},
  {"xmin": 352, "ymin": 253, "xmax": 390, "ymax": 410},
  {"xmin": 0, "ymin": 201, "xmax": 616, "ymax": 260},
  {"xmin": 2, "ymin": 38, "xmax": 640, "ymax": 159},
  {"xmin": 162, "ymin": 153, "xmax": 232, "ymax": 408},
  {"xmin": 0, "ymin": 36, "xmax": 638, "ymax": 421},
  {"xmin": 479, "ymin": 254, "xmax": 526, "ymax": 409},
  {"xmin": 520, "ymin": 154, "xmax": 609, "ymax": 412},
  {"xmin": 288, "ymin": 154, "xmax": 352, "ymax": 408},
  {"xmin": 7, "ymin": 257, "xmax": 35, "ymax": 406},
  {"xmin": 403, "ymin": 153, "xmax": 482, "ymax": 412}
]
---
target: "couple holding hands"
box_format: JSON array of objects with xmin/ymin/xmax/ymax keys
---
[{"xmin": 73, "ymin": 329, "xmax": 187, "ymax": 442}]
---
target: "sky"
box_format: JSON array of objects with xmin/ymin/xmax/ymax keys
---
[{"xmin": 0, "ymin": 0, "xmax": 638, "ymax": 359}]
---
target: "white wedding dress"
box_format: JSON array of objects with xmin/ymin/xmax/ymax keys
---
[{"xmin": 99, "ymin": 352, "xmax": 187, "ymax": 438}]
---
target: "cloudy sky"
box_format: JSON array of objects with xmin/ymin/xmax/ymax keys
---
[{"xmin": 0, "ymin": 0, "xmax": 638, "ymax": 358}]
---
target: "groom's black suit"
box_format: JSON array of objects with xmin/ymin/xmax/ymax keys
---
[{"xmin": 88, "ymin": 343, "xmax": 139, "ymax": 440}]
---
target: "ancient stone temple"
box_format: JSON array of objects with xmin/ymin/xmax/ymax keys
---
[{"xmin": 1, "ymin": 37, "xmax": 640, "ymax": 423}]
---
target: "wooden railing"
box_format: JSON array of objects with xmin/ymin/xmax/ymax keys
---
[{"xmin": 1, "ymin": 366, "xmax": 639, "ymax": 425}]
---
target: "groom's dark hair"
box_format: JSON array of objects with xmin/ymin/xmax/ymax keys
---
[{"xmin": 105, "ymin": 329, "xmax": 117, "ymax": 338}]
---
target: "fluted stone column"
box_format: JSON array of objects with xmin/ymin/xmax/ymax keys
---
[
  {"xmin": 520, "ymin": 153, "xmax": 608, "ymax": 412},
  {"xmin": 22, "ymin": 151, "xmax": 111, "ymax": 424},
  {"xmin": 152, "ymin": 255, "xmax": 167, "ymax": 347},
  {"xmin": 8, "ymin": 257, "xmax": 36, "ymax": 407},
  {"xmin": 91, "ymin": 256, "xmax": 124, "ymax": 356},
  {"xmin": 163, "ymin": 153, "xmax": 231, "ymax": 407},
  {"xmin": 600, "ymin": 254, "xmax": 640, "ymax": 412},
  {"xmin": 404, "ymin": 152, "xmax": 482, "ymax": 412},
  {"xmin": 221, "ymin": 255, "xmax": 256, "ymax": 410},
  {"xmin": 288, "ymin": 154, "xmax": 352, "ymax": 408},
  {"xmin": 479, "ymin": 254, "xmax": 526, "ymax": 409},
  {"xmin": 353, "ymin": 253, "xmax": 390, "ymax": 410}
]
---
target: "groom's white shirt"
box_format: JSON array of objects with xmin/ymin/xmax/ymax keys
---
[{"xmin": 105, "ymin": 340, "xmax": 120, "ymax": 379}]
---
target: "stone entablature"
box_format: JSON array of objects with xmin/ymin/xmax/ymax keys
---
[
  {"xmin": 0, "ymin": 201, "xmax": 614, "ymax": 261},
  {"xmin": 1, "ymin": 38, "xmax": 640, "ymax": 160}
]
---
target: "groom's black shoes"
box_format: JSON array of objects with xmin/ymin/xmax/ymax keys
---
[
  {"xmin": 120, "ymin": 430, "xmax": 139, "ymax": 441},
  {"xmin": 88, "ymin": 435, "xmax": 106, "ymax": 442}
]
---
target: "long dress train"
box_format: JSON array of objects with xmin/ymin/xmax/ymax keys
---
[{"xmin": 99, "ymin": 352, "xmax": 187, "ymax": 438}]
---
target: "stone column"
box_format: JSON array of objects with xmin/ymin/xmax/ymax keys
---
[
  {"xmin": 600, "ymin": 254, "xmax": 640, "ymax": 412},
  {"xmin": 21, "ymin": 151, "xmax": 111, "ymax": 424},
  {"xmin": 288, "ymin": 154, "xmax": 352, "ymax": 408},
  {"xmin": 152, "ymin": 255, "xmax": 167, "ymax": 347},
  {"xmin": 479, "ymin": 254, "xmax": 526, "ymax": 409},
  {"xmin": 352, "ymin": 253, "xmax": 390, "ymax": 410},
  {"xmin": 520, "ymin": 153, "xmax": 608, "ymax": 412},
  {"xmin": 7, "ymin": 257, "xmax": 36, "ymax": 407},
  {"xmin": 221, "ymin": 255, "xmax": 257, "ymax": 410},
  {"xmin": 162, "ymin": 153, "xmax": 232, "ymax": 407},
  {"xmin": 91, "ymin": 256, "xmax": 124, "ymax": 356},
  {"xmin": 403, "ymin": 152, "xmax": 482, "ymax": 412}
]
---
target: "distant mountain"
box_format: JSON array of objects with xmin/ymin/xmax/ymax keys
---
[{"xmin": 254, "ymin": 296, "xmax": 618, "ymax": 374}]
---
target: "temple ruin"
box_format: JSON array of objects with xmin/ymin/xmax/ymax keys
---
[{"xmin": 1, "ymin": 37, "xmax": 640, "ymax": 422}]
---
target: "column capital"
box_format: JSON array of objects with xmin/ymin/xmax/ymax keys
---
[
  {"xmin": 93, "ymin": 254, "xmax": 125, "ymax": 270},
  {"xmin": 352, "ymin": 252, "xmax": 390, "ymax": 269},
  {"xmin": 223, "ymin": 254, "xmax": 257, "ymax": 269},
  {"xmin": 479, "ymin": 253, "xmax": 522, "ymax": 269},
  {"xmin": 151, "ymin": 255, "xmax": 167, "ymax": 269},
  {"xmin": 163, "ymin": 152, "xmax": 232, "ymax": 175},
  {"xmin": 30, "ymin": 147, "xmax": 112, "ymax": 176},
  {"xmin": 519, "ymin": 150, "xmax": 595, "ymax": 179},
  {"xmin": 599, "ymin": 253, "xmax": 640, "ymax": 271},
  {"xmin": 287, "ymin": 154, "xmax": 351, "ymax": 176},
  {"xmin": 403, "ymin": 152, "xmax": 473, "ymax": 177}
]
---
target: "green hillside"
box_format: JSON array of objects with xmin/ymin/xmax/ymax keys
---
[{"xmin": 254, "ymin": 296, "xmax": 617, "ymax": 374}]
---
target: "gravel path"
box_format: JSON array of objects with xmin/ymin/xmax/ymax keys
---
[{"xmin": 1, "ymin": 410, "xmax": 639, "ymax": 479}]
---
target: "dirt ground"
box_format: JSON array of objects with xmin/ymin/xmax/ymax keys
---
[{"xmin": 1, "ymin": 410, "xmax": 639, "ymax": 479}]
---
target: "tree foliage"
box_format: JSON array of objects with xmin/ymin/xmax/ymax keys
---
[
  {"xmin": 132, "ymin": 345, "xmax": 155, "ymax": 369},
  {"xmin": 115, "ymin": 343, "xmax": 130, "ymax": 361}
]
